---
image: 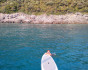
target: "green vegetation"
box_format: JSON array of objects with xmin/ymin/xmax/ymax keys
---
[{"xmin": 0, "ymin": 0, "xmax": 88, "ymax": 15}]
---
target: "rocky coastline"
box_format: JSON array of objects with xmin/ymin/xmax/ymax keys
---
[{"xmin": 0, "ymin": 12, "xmax": 88, "ymax": 24}]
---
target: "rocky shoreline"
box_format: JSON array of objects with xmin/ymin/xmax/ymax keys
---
[{"xmin": 0, "ymin": 12, "xmax": 88, "ymax": 24}]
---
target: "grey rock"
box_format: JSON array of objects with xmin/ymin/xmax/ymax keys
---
[{"xmin": 0, "ymin": 12, "xmax": 88, "ymax": 24}]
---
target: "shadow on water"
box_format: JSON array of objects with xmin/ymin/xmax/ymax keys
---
[{"xmin": 0, "ymin": 23, "xmax": 88, "ymax": 70}]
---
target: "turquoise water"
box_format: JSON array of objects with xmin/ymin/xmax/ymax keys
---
[{"xmin": 0, "ymin": 23, "xmax": 88, "ymax": 70}]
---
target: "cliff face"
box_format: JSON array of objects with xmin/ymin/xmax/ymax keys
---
[
  {"xmin": 0, "ymin": 13, "xmax": 88, "ymax": 24},
  {"xmin": 0, "ymin": 0, "xmax": 88, "ymax": 14}
]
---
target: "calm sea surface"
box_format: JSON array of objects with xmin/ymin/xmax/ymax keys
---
[{"xmin": 0, "ymin": 23, "xmax": 88, "ymax": 70}]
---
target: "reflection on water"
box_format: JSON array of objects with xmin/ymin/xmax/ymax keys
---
[{"xmin": 0, "ymin": 23, "xmax": 88, "ymax": 70}]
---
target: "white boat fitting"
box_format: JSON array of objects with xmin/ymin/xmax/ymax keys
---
[{"xmin": 41, "ymin": 50, "xmax": 58, "ymax": 70}]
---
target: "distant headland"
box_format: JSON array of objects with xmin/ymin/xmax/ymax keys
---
[
  {"xmin": 0, "ymin": 12, "xmax": 88, "ymax": 24},
  {"xmin": 0, "ymin": 0, "xmax": 88, "ymax": 24}
]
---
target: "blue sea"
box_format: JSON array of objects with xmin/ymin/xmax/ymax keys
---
[{"xmin": 0, "ymin": 23, "xmax": 88, "ymax": 70}]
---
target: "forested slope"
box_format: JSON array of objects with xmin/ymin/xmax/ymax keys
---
[{"xmin": 0, "ymin": 0, "xmax": 88, "ymax": 15}]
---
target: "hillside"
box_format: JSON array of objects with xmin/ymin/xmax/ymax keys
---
[{"xmin": 0, "ymin": 0, "xmax": 88, "ymax": 15}]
